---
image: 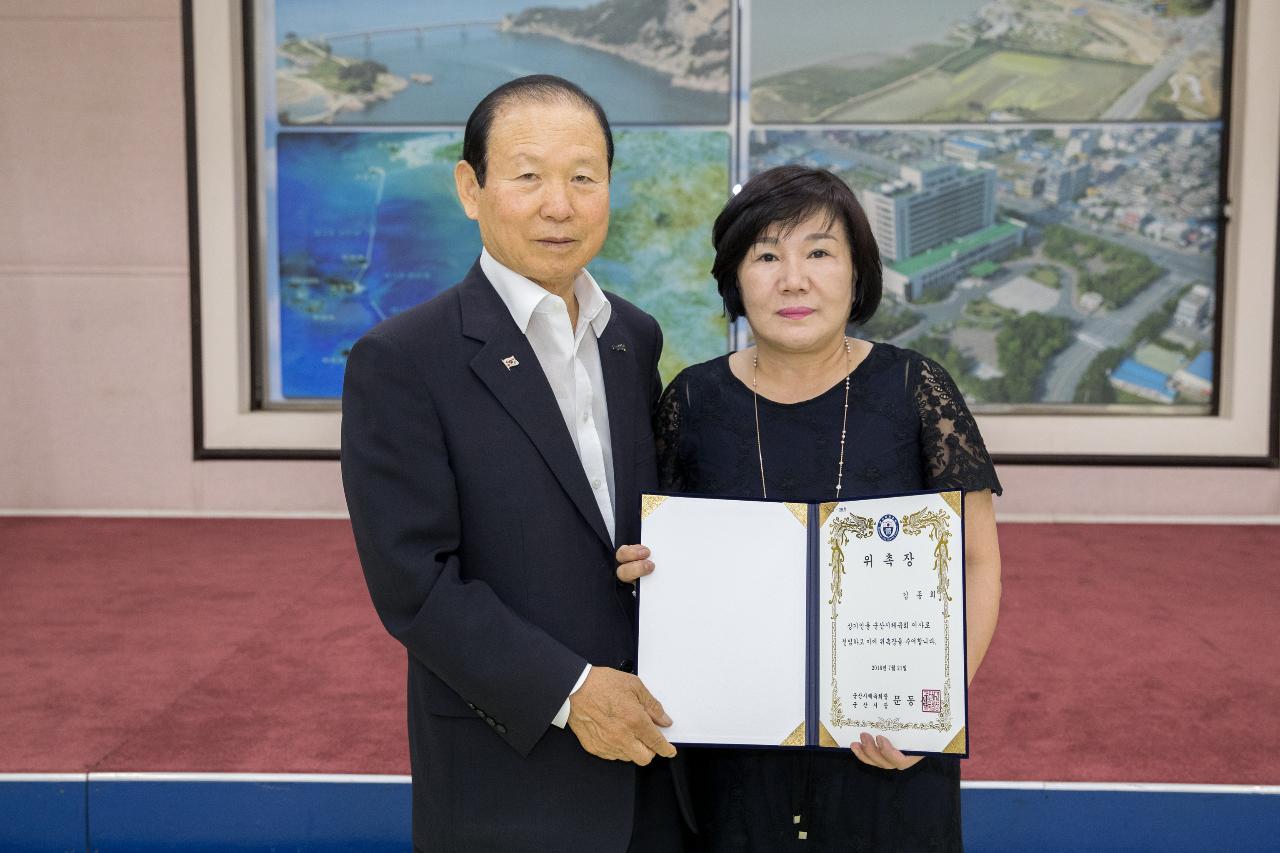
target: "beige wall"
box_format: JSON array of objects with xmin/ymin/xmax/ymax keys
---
[{"xmin": 1, "ymin": 1, "xmax": 1277, "ymax": 519}]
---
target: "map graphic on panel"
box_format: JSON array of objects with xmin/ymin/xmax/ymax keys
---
[
  {"xmin": 751, "ymin": 124, "xmax": 1219, "ymax": 408},
  {"xmin": 275, "ymin": 130, "xmax": 730, "ymax": 399},
  {"xmin": 595, "ymin": 130, "xmax": 732, "ymax": 384},
  {"xmin": 750, "ymin": 0, "xmax": 1224, "ymax": 123},
  {"xmin": 275, "ymin": 132, "xmax": 477, "ymax": 400},
  {"xmin": 274, "ymin": 0, "xmax": 731, "ymax": 126}
]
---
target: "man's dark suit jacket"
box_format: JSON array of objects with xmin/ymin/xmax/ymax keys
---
[{"xmin": 341, "ymin": 261, "xmax": 682, "ymax": 852}]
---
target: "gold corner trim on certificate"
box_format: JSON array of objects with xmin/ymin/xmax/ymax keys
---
[
  {"xmin": 940, "ymin": 491, "xmax": 963, "ymax": 519},
  {"xmin": 640, "ymin": 494, "xmax": 669, "ymax": 520},
  {"xmin": 783, "ymin": 503, "xmax": 808, "ymax": 527},
  {"xmin": 781, "ymin": 721, "xmax": 839, "ymax": 747},
  {"xmin": 942, "ymin": 727, "xmax": 967, "ymax": 755},
  {"xmin": 817, "ymin": 502, "xmax": 838, "ymax": 528}
]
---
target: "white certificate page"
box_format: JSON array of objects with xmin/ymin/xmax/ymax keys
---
[
  {"xmin": 818, "ymin": 491, "xmax": 968, "ymax": 755},
  {"xmin": 637, "ymin": 495, "xmax": 807, "ymax": 746}
]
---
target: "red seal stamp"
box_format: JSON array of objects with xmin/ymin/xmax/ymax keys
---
[{"xmin": 921, "ymin": 689, "xmax": 941, "ymax": 713}]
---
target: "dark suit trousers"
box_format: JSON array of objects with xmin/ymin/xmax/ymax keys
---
[
  {"xmin": 412, "ymin": 760, "xmax": 688, "ymax": 853},
  {"xmin": 628, "ymin": 760, "xmax": 692, "ymax": 853}
]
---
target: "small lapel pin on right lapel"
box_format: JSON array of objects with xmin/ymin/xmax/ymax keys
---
[
  {"xmin": 502, "ymin": 356, "xmax": 519, "ymax": 370},
  {"xmin": 611, "ymin": 343, "xmax": 627, "ymax": 353}
]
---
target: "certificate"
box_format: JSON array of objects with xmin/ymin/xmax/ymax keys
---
[{"xmin": 636, "ymin": 490, "xmax": 968, "ymax": 756}]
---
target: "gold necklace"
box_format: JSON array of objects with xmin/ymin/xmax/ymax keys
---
[{"xmin": 751, "ymin": 336, "xmax": 853, "ymax": 500}]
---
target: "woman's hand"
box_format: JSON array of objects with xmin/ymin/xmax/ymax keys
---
[
  {"xmin": 615, "ymin": 544, "xmax": 654, "ymax": 583},
  {"xmin": 850, "ymin": 732, "xmax": 923, "ymax": 770}
]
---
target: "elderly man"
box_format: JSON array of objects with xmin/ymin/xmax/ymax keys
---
[{"xmin": 341, "ymin": 75, "xmax": 690, "ymax": 852}]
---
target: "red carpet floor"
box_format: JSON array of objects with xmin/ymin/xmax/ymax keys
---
[{"xmin": 1, "ymin": 516, "xmax": 1277, "ymax": 784}]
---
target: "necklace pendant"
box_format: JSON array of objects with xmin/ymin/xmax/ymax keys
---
[{"xmin": 753, "ymin": 337, "xmax": 856, "ymax": 502}]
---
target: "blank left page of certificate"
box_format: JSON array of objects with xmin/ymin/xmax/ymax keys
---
[{"xmin": 637, "ymin": 495, "xmax": 807, "ymax": 747}]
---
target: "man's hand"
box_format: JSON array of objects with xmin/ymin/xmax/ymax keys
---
[
  {"xmin": 567, "ymin": 665, "xmax": 675, "ymax": 765},
  {"xmin": 850, "ymin": 732, "xmax": 924, "ymax": 770},
  {"xmin": 615, "ymin": 544, "xmax": 653, "ymax": 583}
]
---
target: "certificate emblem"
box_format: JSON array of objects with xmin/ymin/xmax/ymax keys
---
[
  {"xmin": 876, "ymin": 514, "xmax": 900, "ymax": 542},
  {"xmin": 922, "ymin": 689, "xmax": 942, "ymax": 714}
]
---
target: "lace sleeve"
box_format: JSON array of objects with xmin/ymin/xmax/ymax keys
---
[
  {"xmin": 654, "ymin": 375, "xmax": 688, "ymax": 492},
  {"xmin": 912, "ymin": 356, "xmax": 1003, "ymax": 496}
]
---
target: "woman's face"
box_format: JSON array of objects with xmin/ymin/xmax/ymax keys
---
[{"xmin": 736, "ymin": 210, "xmax": 855, "ymax": 355}]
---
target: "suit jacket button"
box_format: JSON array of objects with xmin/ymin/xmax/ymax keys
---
[{"xmin": 619, "ymin": 659, "xmax": 635, "ymax": 673}]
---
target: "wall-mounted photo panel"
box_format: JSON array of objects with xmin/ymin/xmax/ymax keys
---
[
  {"xmin": 750, "ymin": 0, "xmax": 1226, "ymax": 124},
  {"xmin": 189, "ymin": 0, "xmax": 1276, "ymax": 461},
  {"xmin": 271, "ymin": 0, "xmax": 732, "ymax": 126},
  {"xmin": 263, "ymin": 129, "xmax": 730, "ymax": 404},
  {"xmin": 750, "ymin": 123, "xmax": 1222, "ymax": 412}
]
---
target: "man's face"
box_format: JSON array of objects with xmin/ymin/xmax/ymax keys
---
[{"xmin": 455, "ymin": 98, "xmax": 610, "ymax": 294}]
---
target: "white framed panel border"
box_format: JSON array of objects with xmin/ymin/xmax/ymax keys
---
[{"xmin": 188, "ymin": 0, "xmax": 339, "ymax": 454}]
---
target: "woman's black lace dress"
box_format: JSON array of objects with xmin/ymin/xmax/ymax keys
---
[{"xmin": 656, "ymin": 343, "xmax": 1002, "ymax": 853}]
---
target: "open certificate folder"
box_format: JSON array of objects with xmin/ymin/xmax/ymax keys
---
[{"xmin": 637, "ymin": 490, "xmax": 968, "ymax": 757}]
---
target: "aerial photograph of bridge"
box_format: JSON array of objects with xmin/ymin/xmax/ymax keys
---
[
  {"xmin": 752, "ymin": 123, "xmax": 1221, "ymax": 411},
  {"xmin": 271, "ymin": 0, "xmax": 731, "ymax": 125},
  {"xmin": 750, "ymin": 0, "xmax": 1224, "ymax": 123}
]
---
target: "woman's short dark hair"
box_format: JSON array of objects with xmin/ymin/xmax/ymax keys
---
[
  {"xmin": 462, "ymin": 75, "xmax": 614, "ymax": 187},
  {"xmin": 711, "ymin": 165, "xmax": 882, "ymax": 325}
]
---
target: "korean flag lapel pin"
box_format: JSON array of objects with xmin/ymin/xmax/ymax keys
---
[{"xmin": 502, "ymin": 356, "xmax": 520, "ymax": 370}]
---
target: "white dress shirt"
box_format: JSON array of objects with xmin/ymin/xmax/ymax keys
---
[{"xmin": 481, "ymin": 248, "xmax": 613, "ymax": 728}]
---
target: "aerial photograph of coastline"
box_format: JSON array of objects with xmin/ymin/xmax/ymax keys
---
[
  {"xmin": 272, "ymin": 130, "xmax": 729, "ymax": 400},
  {"xmin": 271, "ymin": 0, "xmax": 731, "ymax": 125},
  {"xmin": 752, "ymin": 124, "xmax": 1220, "ymax": 410},
  {"xmin": 750, "ymin": 0, "xmax": 1224, "ymax": 123}
]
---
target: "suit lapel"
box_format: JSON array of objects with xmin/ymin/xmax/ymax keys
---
[
  {"xmin": 461, "ymin": 264, "xmax": 614, "ymax": 551},
  {"xmin": 598, "ymin": 306, "xmax": 637, "ymax": 548}
]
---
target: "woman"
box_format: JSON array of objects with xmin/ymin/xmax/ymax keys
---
[{"xmin": 618, "ymin": 165, "xmax": 1003, "ymax": 851}]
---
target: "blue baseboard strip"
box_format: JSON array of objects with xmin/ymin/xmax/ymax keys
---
[
  {"xmin": 963, "ymin": 783, "xmax": 1280, "ymax": 853},
  {"xmin": 0, "ymin": 775, "xmax": 86, "ymax": 853},
  {"xmin": 88, "ymin": 774, "xmax": 411, "ymax": 853},
  {"xmin": 2, "ymin": 775, "xmax": 1277, "ymax": 852}
]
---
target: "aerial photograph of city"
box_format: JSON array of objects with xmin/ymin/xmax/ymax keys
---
[
  {"xmin": 751, "ymin": 123, "xmax": 1220, "ymax": 411},
  {"xmin": 751, "ymin": 0, "xmax": 1223, "ymax": 123}
]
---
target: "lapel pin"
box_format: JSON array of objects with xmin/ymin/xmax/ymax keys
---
[
  {"xmin": 611, "ymin": 343, "xmax": 627, "ymax": 353},
  {"xmin": 502, "ymin": 356, "xmax": 520, "ymax": 370}
]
